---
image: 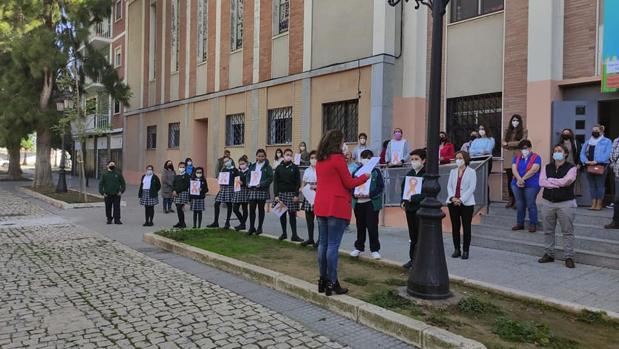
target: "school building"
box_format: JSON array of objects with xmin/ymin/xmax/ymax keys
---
[{"xmin": 118, "ymin": 0, "xmax": 619, "ymax": 204}]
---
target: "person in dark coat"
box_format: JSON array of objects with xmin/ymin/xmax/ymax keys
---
[
  {"xmin": 161, "ymin": 160, "xmax": 175, "ymax": 213},
  {"xmin": 190, "ymin": 167, "xmax": 208, "ymax": 228},
  {"xmin": 401, "ymin": 149, "xmax": 426, "ymax": 269},
  {"xmin": 99, "ymin": 160, "xmax": 126, "ymax": 225},
  {"xmin": 273, "ymin": 148, "xmax": 302, "ymax": 242},
  {"xmin": 138, "ymin": 164, "xmax": 161, "ymax": 226},
  {"xmin": 172, "ymin": 162, "xmax": 191, "ymax": 228},
  {"xmin": 247, "ymin": 149, "xmax": 274, "ymax": 235}
]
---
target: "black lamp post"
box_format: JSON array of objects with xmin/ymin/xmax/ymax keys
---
[
  {"xmin": 55, "ymin": 98, "xmax": 73, "ymax": 193},
  {"xmin": 387, "ymin": 0, "xmax": 451, "ymax": 299}
]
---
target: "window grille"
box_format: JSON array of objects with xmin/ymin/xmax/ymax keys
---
[
  {"xmin": 226, "ymin": 114, "xmax": 245, "ymax": 146},
  {"xmin": 197, "ymin": 0, "xmax": 208, "ymax": 62},
  {"xmin": 147, "ymin": 126, "xmax": 157, "ymax": 149},
  {"xmin": 168, "ymin": 122, "xmax": 180, "ymax": 148},
  {"xmin": 446, "ymin": 92, "xmax": 502, "ymax": 157},
  {"xmin": 450, "ymin": 0, "xmax": 503, "ymax": 23},
  {"xmin": 322, "ymin": 100, "xmax": 359, "ymax": 143},
  {"xmin": 277, "ymin": 0, "xmax": 289, "ymax": 34},
  {"xmin": 231, "ymin": 0, "xmax": 244, "ymax": 51},
  {"xmin": 268, "ymin": 107, "xmax": 293, "ymax": 145}
]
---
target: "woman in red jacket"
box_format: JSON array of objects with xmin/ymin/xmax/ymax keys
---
[
  {"xmin": 439, "ymin": 132, "xmax": 455, "ymax": 164},
  {"xmin": 315, "ymin": 130, "xmax": 370, "ymax": 296}
]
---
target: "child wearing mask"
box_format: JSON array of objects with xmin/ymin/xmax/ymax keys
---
[
  {"xmin": 185, "ymin": 157, "xmax": 194, "ymax": 176},
  {"xmin": 298, "ymin": 142, "xmax": 310, "ymax": 166},
  {"xmin": 273, "ymin": 148, "xmax": 303, "ymax": 242},
  {"xmin": 301, "ymin": 151, "xmax": 318, "ymax": 247},
  {"xmin": 248, "ymin": 149, "xmax": 273, "ymax": 235},
  {"xmin": 172, "ymin": 162, "xmax": 191, "ymax": 228},
  {"xmin": 350, "ymin": 150, "xmax": 385, "ymax": 260},
  {"xmin": 273, "ymin": 148, "xmax": 284, "ymax": 168},
  {"xmin": 233, "ymin": 156, "xmax": 250, "ymax": 231},
  {"xmin": 386, "ymin": 128, "xmax": 411, "ymax": 166},
  {"xmin": 352, "ymin": 133, "xmax": 369, "ymax": 163},
  {"xmin": 189, "ymin": 167, "xmax": 208, "ymax": 228},
  {"xmin": 208, "ymin": 157, "xmax": 236, "ymax": 229},
  {"xmin": 138, "ymin": 165, "xmax": 161, "ymax": 226},
  {"xmin": 401, "ymin": 149, "xmax": 426, "ymax": 269}
]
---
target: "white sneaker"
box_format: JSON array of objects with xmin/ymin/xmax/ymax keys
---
[
  {"xmin": 371, "ymin": 252, "xmax": 381, "ymax": 260},
  {"xmin": 350, "ymin": 249, "xmax": 362, "ymax": 257}
]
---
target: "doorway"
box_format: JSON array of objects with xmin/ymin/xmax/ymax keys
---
[{"xmin": 599, "ymin": 99, "xmax": 619, "ymax": 205}]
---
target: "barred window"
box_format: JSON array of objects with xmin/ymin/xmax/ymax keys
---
[
  {"xmin": 226, "ymin": 114, "xmax": 245, "ymax": 146},
  {"xmin": 197, "ymin": 0, "xmax": 208, "ymax": 62},
  {"xmin": 171, "ymin": 0, "xmax": 180, "ymax": 71},
  {"xmin": 168, "ymin": 122, "xmax": 180, "ymax": 148},
  {"xmin": 446, "ymin": 92, "xmax": 502, "ymax": 157},
  {"xmin": 450, "ymin": 0, "xmax": 503, "ymax": 23},
  {"xmin": 146, "ymin": 126, "xmax": 157, "ymax": 149},
  {"xmin": 322, "ymin": 100, "xmax": 359, "ymax": 143},
  {"xmin": 268, "ymin": 107, "xmax": 292, "ymax": 145},
  {"xmin": 273, "ymin": 0, "xmax": 289, "ymax": 35},
  {"xmin": 231, "ymin": 0, "xmax": 244, "ymax": 51}
]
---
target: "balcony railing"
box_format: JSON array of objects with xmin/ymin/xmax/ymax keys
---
[
  {"xmin": 95, "ymin": 114, "xmax": 110, "ymax": 129},
  {"xmin": 91, "ymin": 18, "xmax": 112, "ymax": 39}
]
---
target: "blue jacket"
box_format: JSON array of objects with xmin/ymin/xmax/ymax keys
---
[
  {"xmin": 580, "ymin": 137, "xmax": 612, "ymax": 164},
  {"xmin": 469, "ymin": 137, "xmax": 495, "ymax": 157}
]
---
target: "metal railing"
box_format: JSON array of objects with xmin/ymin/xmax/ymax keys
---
[
  {"xmin": 91, "ymin": 18, "xmax": 112, "ymax": 39},
  {"xmin": 95, "ymin": 114, "xmax": 110, "ymax": 129}
]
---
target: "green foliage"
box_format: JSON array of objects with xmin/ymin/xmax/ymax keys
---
[
  {"xmin": 367, "ymin": 290, "xmax": 414, "ymax": 309},
  {"xmin": 20, "ymin": 134, "xmax": 34, "ymax": 150},
  {"xmin": 458, "ymin": 297, "xmax": 503, "ymax": 316},
  {"xmin": 492, "ymin": 317, "xmax": 552, "ymax": 346},
  {"xmin": 343, "ymin": 277, "xmax": 369, "ymax": 286},
  {"xmin": 576, "ymin": 310, "xmax": 608, "ymax": 325},
  {"xmin": 383, "ymin": 278, "xmax": 407, "ymax": 286}
]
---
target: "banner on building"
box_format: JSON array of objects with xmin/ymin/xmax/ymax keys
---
[{"xmin": 602, "ymin": 0, "xmax": 619, "ymax": 93}]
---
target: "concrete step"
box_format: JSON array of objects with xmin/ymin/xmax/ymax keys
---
[
  {"xmin": 484, "ymin": 205, "xmax": 613, "ymax": 226},
  {"xmin": 473, "ymin": 224, "xmax": 619, "ymax": 255},
  {"xmin": 470, "ymin": 234, "xmax": 619, "ymax": 270}
]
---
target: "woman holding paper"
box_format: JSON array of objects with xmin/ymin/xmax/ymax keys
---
[
  {"xmin": 315, "ymin": 130, "xmax": 370, "ymax": 296},
  {"xmin": 189, "ymin": 167, "xmax": 208, "ymax": 229},
  {"xmin": 247, "ymin": 149, "xmax": 274, "ymax": 235},
  {"xmin": 386, "ymin": 128, "xmax": 410, "ymax": 167},
  {"xmin": 138, "ymin": 165, "xmax": 161, "ymax": 227},
  {"xmin": 172, "ymin": 162, "xmax": 191, "ymax": 228},
  {"xmin": 208, "ymin": 158, "xmax": 236, "ymax": 229},
  {"xmin": 446, "ymin": 151, "xmax": 477, "ymax": 260},
  {"xmin": 273, "ymin": 149, "xmax": 303, "ymax": 242},
  {"xmin": 400, "ymin": 149, "xmax": 426, "ymax": 269},
  {"xmin": 233, "ymin": 156, "xmax": 250, "ymax": 231},
  {"xmin": 301, "ymin": 151, "xmax": 318, "ymax": 247}
]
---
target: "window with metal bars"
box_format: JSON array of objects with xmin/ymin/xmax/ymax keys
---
[
  {"xmin": 322, "ymin": 100, "xmax": 359, "ymax": 143},
  {"xmin": 450, "ymin": 0, "xmax": 503, "ymax": 23},
  {"xmin": 231, "ymin": 0, "xmax": 244, "ymax": 51},
  {"xmin": 225, "ymin": 114, "xmax": 245, "ymax": 146},
  {"xmin": 147, "ymin": 126, "xmax": 157, "ymax": 149},
  {"xmin": 197, "ymin": 0, "xmax": 208, "ymax": 62},
  {"xmin": 446, "ymin": 92, "xmax": 502, "ymax": 157},
  {"xmin": 168, "ymin": 122, "xmax": 180, "ymax": 149},
  {"xmin": 275, "ymin": 0, "xmax": 289, "ymax": 35},
  {"xmin": 268, "ymin": 107, "xmax": 292, "ymax": 145}
]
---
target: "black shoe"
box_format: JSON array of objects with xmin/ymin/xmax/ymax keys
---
[
  {"xmin": 164, "ymin": 210, "xmax": 169, "ymax": 214},
  {"xmin": 278, "ymin": 234, "xmax": 287, "ymax": 241},
  {"xmin": 451, "ymin": 250, "xmax": 461, "ymax": 258},
  {"xmin": 173, "ymin": 223, "xmax": 181, "ymax": 228},
  {"xmin": 256, "ymin": 228, "xmax": 263, "ymax": 236},
  {"xmin": 565, "ymin": 258, "xmax": 575, "ymax": 269},
  {"xmin": 318, "ymin": 278, "xmax": 326, "ymax": 293},
  {"xmin": 461, "ymin": 251, "xmax": 469, "ymax": 260},
  {"xmin": 114, "ymin": 220, "xmax": 122, "ymax": 225},
  {"xmin": 300, "ymin": 239, "xmax": 315, "ymax": 247},
  {"xmin": 168, "ymin": 209, "xmax": 175, "ymax": 213},
  {"xmin": 234, "ymin": 225, "xmax": 246, "ymax": 231},
  {"xmin": 604, "ymin": 221, "xmax": 619, "ymax": 229},
  {"xmin": 325, "ymin": 280, "xmax": 348, "ymax": 296},
  {"xmin": 143, "ymin": 222, "xmax": 149, "ymax": 227},
  {"xmin": 291, "ymin": 235, "xmax": 303, "ymax": 243},
  {"xmin": 206, "ymin": 222, "xmax": 219, "ymax": 229},
  {"xmin": 538, "ymin": 254, "xmax": 555, "ymax": 263},
  {"xmin": 402, "ymin": 260, "xmax": 413, "ymax": 269},
  {"xmin": 107, "ymin": 220, "xmax": 112, "ymax": 225},
  {"xmin": 223, "ymin": 223, "xmax": 231, "ymax": 230},
  {"xmin": 149, "ymin": 222, "xmax": 154, "ymax": 226},
  {"xmin": 247, "ymin": 228, "xmax": 255, "ymax": 236},
  {"xmin": 178, "ymin": 223, "xmax": 186, "ymax": 229}
]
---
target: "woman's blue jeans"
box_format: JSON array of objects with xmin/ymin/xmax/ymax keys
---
[
  {"xmin": 511, "ymin": 184, "xmax": 540, "ymax": 226},
  {"xmin": 586, "ymin": 172, "xmax": 606, "ymax": 200},
  {"xmin": 317, "ymin": 216, "xmax": 348, "ymax": 283}
]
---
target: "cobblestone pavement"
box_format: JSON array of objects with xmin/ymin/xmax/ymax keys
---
[{"xmin": 0, "ymin": 195, "xmax": 348, "ymax": 348}]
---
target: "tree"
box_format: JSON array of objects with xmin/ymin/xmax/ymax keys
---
[
  {"xmin": 0, "ymin": 0, "xmax": 130, "ymax": 187},
  {"xmin": 21, "ymin": 134, "xmax": 34, "ymax": 166}
]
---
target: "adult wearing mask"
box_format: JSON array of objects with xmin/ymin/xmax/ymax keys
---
[
  {"xmin": 559, "ymin": 129, "xmax": 579, "ymax": 167},
  {"xmin": 400, "ymin": 149, "xmax": 426, "ymax": 269},
  {"xmin": 297, "ymin": 142, "xmax": 310, "ymax": 166},
  {"xmin": 580, "ymin": 125, "xmax": 612, "ymax": 211},
  {"xmin": 503, "ymin": 114, "xmax": 528, "ymax": 209},
  {"xmin": 247, "ymin": 149, "xmax": 273, "ymax": 235},
  {"xmin": 185, "ymin": 157, "xmax": 194, "ymax": 176},
  {"xmin": 439, "ymin": 132, "xmax": 455, "ymax": 164},
  {"xmin": 99, "ymin": 161, "xmax": 126, "ymax": 225},
  {"xmin": 172, "ymin": 162, "xmax": 191, "ymax": 228},
  {"xmin": 138, "ymin": 165, "xmax": 161, "ymax": 227},
  {"xmin": 460, "ymin": 131, "xmax": 479, "ymax": 153},
  {"xmin": 161, "ymin": 160, "xmax": 175, "ymax": 214},
  {"xmin": 386, "ymin": 128, "xmax": 410, "ymax": 166},
  {"xmin": 352, "ymin": 133, "xmax": 369, "ymax": 163},
  {"xmin": 446, "ymin": 151, "xmax": 476, "ymax": 260},
  {"xmin": 315, "ymin": 130, "xmax": 369, "ymax": 296},
  {"xmin": 511, "ymin": 140, "xmax": 542, "ymax": 232},
  {"xmin": 470, "ymin": 125, "xmax": 495, "ymax": 199},
  {"xmin": 538, "ymin": 145, "xmax": 577, "ymax": 268}
]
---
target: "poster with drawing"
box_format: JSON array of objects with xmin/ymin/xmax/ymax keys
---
[
  {"xmin": 354, "ymin": 177, "xmax": 372, "ymax": 197},
  {"xmin": 190, "ymin": 180, "xmax": 201, "ymax": 196},
  {"xmin": 218, "ymin": 172, "xmax": 230, "ymax": 185},
  {"xmin": 233, "ymin": 176, "xmax": 242, "ymax": 192},
  {"xmin": 249, "ymin": 171, "xmax": 262, "ymax": 187},
  {"xmin": 402, "ymin": 176, "xmax": 423, "ymax": 200},
  {"xmin": 271, "ymin": 201, "xmax": 288, "ymax": 217}
]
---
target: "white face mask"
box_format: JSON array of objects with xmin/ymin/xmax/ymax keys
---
[
  {"xmin": 310, "ymin": 159, "xmax": 317, "ymax": 167},
  {"xmin": 239, "ymin": 164, "xmax": 247, "ymax": 171},
  {"xmin": 521, "ymin": 149, "xmax": 531, "ymax": 158},
  {"xmin": 179, "ymin": 168, "xmax": 186, "ymax": 175},
  {"xmin": 512, "ymin": 120, "xmax": 520, "ymax": 128},
  {"xmin": 196, "ymin": 173, "xmax": 203, "ymax": 178},
  {"xmin": 361, "ymin": 158, "xmax": 370, "ymax": 166},
  {"xmin": 455, "ymin": 159, "xmax": 465, "ymax": 168},
  {"xmin": 146, "ymin": 169, "xmax": 153, "ymax": 176},
  {"xmin": 187, "ymin": 161, "xmax": 192, "ymax": 166},
  {"xmin": 478, "ymin": 130, "xmax": 486, "ymax": 137},
  {"xmin": 411, "ymin": 160, "xmax": 423, "ymax": 171}
]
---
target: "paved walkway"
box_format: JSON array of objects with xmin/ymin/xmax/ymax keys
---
[
  {"xmin": 0, "ymin": 186, "xmax": 414, "ymax": 349},
  {"xmin": 51, "ymin": 175, "xmax": 619, "ymax": 315}
]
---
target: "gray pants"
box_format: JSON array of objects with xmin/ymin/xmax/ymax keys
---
[{"xmin": 542, "ymin": 199, "xmax": 575, "ymax": 259}]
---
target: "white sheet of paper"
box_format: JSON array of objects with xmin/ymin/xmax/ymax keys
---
[
  {"xmin": 233, "ymin": 176, "xmax": 242, "ymax": 192},
  {"xmin": 249, "ymin": 171, "xmax": 262, "ymax": 187},
  {"xmin": 272, "ymin": 201, "xmax": 288, "ymax": 218},
  {"xmin": 354, "ymin": 177, "xmax": 371, "ymax": 196},
  {"xmin": 355, "ymin": 157, "xmax": 380, "ymax": 177},
  {"xmin": 302, "ymin": 185, "xmax": 315, "ymax": 205},
  {"xmin": 190, "ymin": 180, "xmax": 201, "ymax": 196},
  {"xmin": 294, "ymin": 153, "xmax": 302, "ymax": 165},
  {"xmin": 402, "ymin": 176, "xmax": 423, "ymax": 200},
  {"xmin": 218, "ymin": 172, "xmax": 230, "ymax": 185}
]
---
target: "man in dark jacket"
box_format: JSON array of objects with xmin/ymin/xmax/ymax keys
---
[{"xmin": 99, "ymin": 161, "xmax": 126, "ymax": 224}]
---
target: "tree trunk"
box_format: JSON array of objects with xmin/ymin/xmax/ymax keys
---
[
  {"xmin": 22, "ymin": 149, "xmax": 27, "ymax": 165},
  {"xmin": 33, "ymin": 127, "xmax": 53, "ymax": 188},
  {"xmin": 7, "ymin": 144, "xmax": 22, "ymax": 180}
]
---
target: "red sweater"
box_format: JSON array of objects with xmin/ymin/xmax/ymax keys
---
[
  {"xmin": 440, "ymin": 142, "xmax": 455, "ymax": 164},
  {"xmin": 315, "ymin": 154, "xmax": 368, "ymax": 221}
]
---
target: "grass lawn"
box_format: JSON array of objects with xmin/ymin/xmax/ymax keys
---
[
  {"xmin": 29, "ymin": 186, "xmax": 104, "ymax": 204},
  {"xmin": 156, "ymin": 228, "xmax": 619, "ymax": 349}
]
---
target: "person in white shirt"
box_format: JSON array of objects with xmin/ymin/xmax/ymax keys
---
[
  {"xmin": 385, "ymin": 128, "xmax": 410, "ymax": 166},
  {"xmin": 446, "ymin": 151, "xmax": 477, "ymax": 260},
  {"xmin": 301, "ymin": 151, "xmax": 318, "ymax": 247},
  {"xmin": 352, "ymin": 133, "xmax": 369, "ymax": 163}
]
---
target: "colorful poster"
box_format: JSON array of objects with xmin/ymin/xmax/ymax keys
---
[
  {"xmin": 233, "ymin": 177, "xmax": 242, "ymax": 192},
  {"xmin": 272, "ymin": 201, "xmax": 288, "ymax": 218},
  {"xmin": 249, "ymin": 171, "xmax": 262, "ymax": 187},
  {"xmin": 190, "ymin": 180, "xmax": 201, "ymax": 196},
  {"xmin": 218, "ymin": 172, "xmax": 230, "ymax": 185},
  {"xmin": 402, "ymin": 176, "xmax": 423, "ymax": 200},
  {"xmin": 354, "ymin": 177, "xmax": 372, "ymax": 197},
  {"xmin": 602, "ymin": 0, "xmax": 619, "ymax": 93}
]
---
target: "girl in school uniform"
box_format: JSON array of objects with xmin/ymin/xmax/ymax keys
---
[
  {"xmin": 233, "ymin": 156, "xmax": 250, "ymax": 231},
  {"xmin": 189, "ymin": 167, "xmax": 208, "ymax": 228},
  {"xmin": 247, "ymin": 149, "xmax": 274, "ymax": 235},
  {"xmin": 172, "ymin": 162, "xmax": 191, "ymax": 228},
  {"xmin": 301, "ymin": 151, "xmax": 318, "ymax": 247},
  {"xmin": 208, "ymin": 157, "xmax": 236, "ymax": 229},
  {"xmin": 138, "ymin": 165, "xmax": 161, "ymax": 226},
  {"xmin": 273, "ymin": 149, "xmax": 302, "ymax": 242}
]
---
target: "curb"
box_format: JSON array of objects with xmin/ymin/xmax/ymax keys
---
[
  {"xmin": 17, "ymin": 186, "xmax": 127, "ymax": 209},
  {"xmin": 144, "ymin": 233, "xmax": 487, "ymax": 349}
]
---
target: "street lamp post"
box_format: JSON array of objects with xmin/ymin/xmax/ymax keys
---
[
  {"xmin": 387, "ymin": 0, "xmax": 451, "ymax": 299},
  {"xmin": 55, "ymin": 98, "xmax": 72, "ymax": 193}
]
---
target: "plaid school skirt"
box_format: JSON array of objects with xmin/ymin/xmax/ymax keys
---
[
  {"xmin": 276, "ymin": 192, "xmax": 299, "ymax": 213},
  {"xmin": 233, "ymin": 187, "xmax": 249, "ymax": 203},
  {"xmin": 248, "ymin": 188, "xmax": 270, "ymax": 202},
  {"xmin": 190, "ymin": 198, "xmax": 205, "ymax": 211},
  {"xmin": 215, "ymin": 185, "xmax": 235, "ymax": 203},
  {"xmin": 174, "ymin": 191, "xmax": 190, "ymax": 205},
  {"xmin": 302, "ymin": 199, "xmax": 314, "ymax": 212},
  {"xmin": 139, "ymin": 190, "xmax": 159, "ymax": 206}
]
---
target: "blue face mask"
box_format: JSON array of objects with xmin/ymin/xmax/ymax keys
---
[{"xmin": 553, "ymin": 152, "xmax": 565, "ymax": 161}]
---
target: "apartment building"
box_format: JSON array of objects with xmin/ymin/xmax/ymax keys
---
[{"xmin": 121, "ymin": 0, "xmax": 619, "ymax": 206}]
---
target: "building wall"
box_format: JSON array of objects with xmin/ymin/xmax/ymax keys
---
[
  {"xmin": 563, "ymin": 0, "xmax": 597, "ymax": 79},
  {"xmin": 126, "ymin": 0, "xmax": 143, "ymax": 113}
]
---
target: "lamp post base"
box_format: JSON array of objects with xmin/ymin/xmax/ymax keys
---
[{"xmin": 56, "ymin": 167, "xmax": 67, "ymax": 193}]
